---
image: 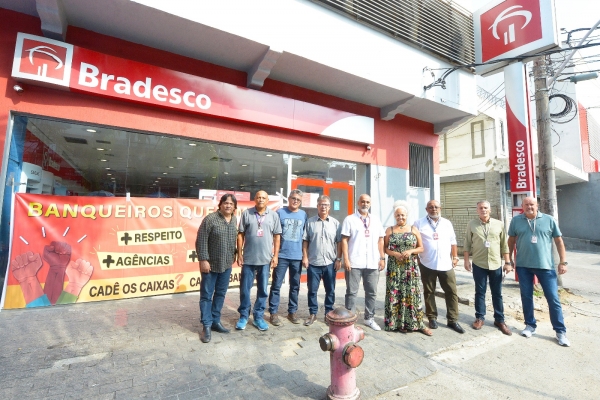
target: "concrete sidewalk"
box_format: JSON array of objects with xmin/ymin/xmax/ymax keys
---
[{"xmin": 0, "ymin": 250, "xmax": 598, "ymax": 399}]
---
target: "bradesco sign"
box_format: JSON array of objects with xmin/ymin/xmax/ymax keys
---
[
  {"xmin": 11, "ymin": 33, "xmax": 374, "ymax": 144},
  {"xmin": 474, "ymin": 0, "xmax": 559, "ymax": 76}
]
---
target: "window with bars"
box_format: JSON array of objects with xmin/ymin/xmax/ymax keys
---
[{"xmin": 409, "ymin": 143, "xmax": 433, "ymax": 188}]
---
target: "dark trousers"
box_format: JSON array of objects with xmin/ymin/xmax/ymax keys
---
[
  {"xmin": 419, "ymin": 264, "xmax": 459, "ymax": 323},
  {"xmin": 307, "ymin": 263, "xmax": 336, "ymax": 316},
  {"xmin": 199, "ymin": 268, "xmax": 232, "ymax": 327},
  {"xmin": 472, "ymin": 263, "xmax": 505, "ymax": 322}
]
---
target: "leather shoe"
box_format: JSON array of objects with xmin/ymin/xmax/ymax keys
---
[
  {"xmin": 200, "ymin": 325, "xmax": 211, "ymax": 343},
  {"xmin": 287, "ymin": 313, "xmax": 301, "ymax": 324},
  {"xmin": 304, "ymin": 314, "xmax": 317, "ymax": 326},
  {"xmin": 270, "ymin": 314, "xmax": 282, "ymax": 326},
  {"xmin": 429, "ymin": 319, "xmax": 438, "ymax": 329},
  {"xmin": 211, "ymin": 322, "xmax": 230, "ymax": 334},
  {"xmin": 448, "ymin": 321, "xmax": 465, "ymax": 334},
  {"xmin": 494, "ymin": 321, "xmax": 513, "ymax": 336},
  {"xmin": 472, "ymin": 319, "xmax": 484, "ymax": 330}
]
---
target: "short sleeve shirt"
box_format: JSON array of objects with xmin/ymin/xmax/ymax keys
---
[
  {"xmin": 303, "ymin": 215, "xmax": 341, "ymax": 266},
  {"xmin": 414, "ymin": 216, "xmax": 457, "ymax": 271},
  {"xmin": 508, "ymin": 212, "xmax": 561, "ymax": 270},
  {"xmin": 239, "ymin": 207, "xmax": 282, "ymax": 266},
  {"xmin": 341, "ymin": 212, "xmax": 385, "ymax": 269},
  {"xmin": 277, "ymin": 207, "xmax": 307, "ymax": 260}
]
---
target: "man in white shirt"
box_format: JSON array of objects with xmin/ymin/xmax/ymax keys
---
[
  {"xmin": 414, "ymin": 200, "xmax": 464, "ymax": 334},
  {"xmin": 341, "ymin": 194, "xmax": 386, "ymax": 331}
]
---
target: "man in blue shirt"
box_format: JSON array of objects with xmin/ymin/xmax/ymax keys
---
[
  {"xmin": 507, "ymin": 197, "xmax": 570, "ymax": 347},
  {"xmin": 268, "ymin": 189, "xmax": 307, "ymax": 326}
]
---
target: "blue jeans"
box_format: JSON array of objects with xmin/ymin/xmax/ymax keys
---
[
  {"xmin": 268, "ymin": 258, "xmax": 302, "ymax": 315},
  {"xmin": 238, "ymin": 264, "xmax": 270, "ymax": 320},
  {"xmin": 199, "ymin": 268, "xmax": 232, "ymax": 327},
  {"xmin": 307, "ymin": 263, "xmax": 336, "ymax": 316},
  {"xmin": 516, "ymin": 266, "xmax": 566, "ymax": 333},
  {"xmin": 472, "ymin": 263, "xmax": 505, "ymax": 322}
]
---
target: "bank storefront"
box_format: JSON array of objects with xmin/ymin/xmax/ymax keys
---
[{"xmin": 0, "ymin": 10, "xmax": 438, "ymax": 310}]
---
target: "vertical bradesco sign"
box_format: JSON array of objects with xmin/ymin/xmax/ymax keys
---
[{"xmin": 2, "ymin": 194, "xmax": 278, "ymax": 309}]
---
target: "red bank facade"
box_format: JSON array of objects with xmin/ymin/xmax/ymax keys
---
[{"xmin": 0, "ymin": 2, "xmax": 476, "ymax": 309}]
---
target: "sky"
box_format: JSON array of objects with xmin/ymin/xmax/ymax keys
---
[{"xmin": 456, "ymin": 0, "xmax": 600, "ymax": 121}]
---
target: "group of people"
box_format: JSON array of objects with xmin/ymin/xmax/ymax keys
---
[{"xmin": 195, "ymin": 190, "xmax": 570, "ymax": 347}]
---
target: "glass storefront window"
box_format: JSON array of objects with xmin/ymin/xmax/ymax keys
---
[{"xmin": 0, "ymin": 115, "xmax": 363, "ymax": 277}]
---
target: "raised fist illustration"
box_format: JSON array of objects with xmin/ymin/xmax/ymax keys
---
[
  {"xmin": 65, "ymin": 259, "xmax": 93, "ymax": 296},
  {"xmin": 43, "ymin": 241, "xmax": 72, "ymax": 305},
  {"xmin": 11, "ymin": 251, "xmax": 44, "ymax": 304}
]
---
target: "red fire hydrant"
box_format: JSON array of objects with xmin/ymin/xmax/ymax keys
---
[{"xmin": 319, "ymin": 307, "xmax": 365, "ymax": 400}]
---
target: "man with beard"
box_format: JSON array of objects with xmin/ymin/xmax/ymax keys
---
[
  {"xmin": 414, "ymin": 200, "xmax": 464, "ymax": 334},
  {"xmin": 196, "ymin": 194, "xmax": 238, "ymax": 343},
  {"xmin": 341, "ymin": 194, "xmax": 386, "ymax": 331}
]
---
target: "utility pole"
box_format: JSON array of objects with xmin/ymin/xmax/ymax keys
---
[{"xmin": 532, "ymin": 56, "xmax": 557, "ymax": 217}]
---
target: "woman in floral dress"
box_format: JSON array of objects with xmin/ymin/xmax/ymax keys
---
[{"xmin": 384, "ymin": 201, "xmax": 432, "ymax": 335}]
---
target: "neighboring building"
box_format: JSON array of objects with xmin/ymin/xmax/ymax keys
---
[
  {"xmin": 557, "ymin": 106, "xmax": 600, "ymax": 251},
  {"xmin": 439, "ymin": 85, "xmax": 511, "ymax": 249},
  {"xmin": 0, "ymin": 1, "xmax": 477, "ymax": 300},
  {"xmin": 441, "ymin": 56, "xmax": 598, "ymax": 251}
]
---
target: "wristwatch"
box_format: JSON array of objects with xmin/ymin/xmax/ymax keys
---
[
  {"xmin": 379, "ymin": 257, "xmax": 385, "ymax": 261},
  {"xmin": 559, "ymin": 261, "xmax": 568, "ymax": 266},
  {"xmin": 336, "ymin": 258, "xmax": 342, "ymax": 262}
]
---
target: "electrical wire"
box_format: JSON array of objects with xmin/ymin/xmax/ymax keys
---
[{"xmin": 549, "ymin": 93, "xmax": 578, "ymax": 124}]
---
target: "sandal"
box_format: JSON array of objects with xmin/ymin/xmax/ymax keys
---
[{"xmin": 419, "ymin": 327, "xmax": 433, "ymax": 336}]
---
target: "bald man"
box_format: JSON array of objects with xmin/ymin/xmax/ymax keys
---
[
  {"xmin": 508, "ymin": 197, "xmax": 570, "ymax": 347},
  {"xmin": 414, "ymin": 200, "xmax": 464, "ymax": 334},
  {"xmin": 236, "ymin": 190, "xmax": 281, "ymax": 332}
]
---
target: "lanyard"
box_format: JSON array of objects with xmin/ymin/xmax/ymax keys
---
[
  {"xmin": 480, "ymin": 219, "xmax": 490, "ymax": 240},
  {"xmin": 255, "ymin": 211, "xmax": 266, "ymax": 228},
  {"xmin": 427, "ymin": 216, "xmax": 439, "ymax": 232},
  {"xmin": 360, "ymin": 215, "xmax": 370, "ymax": 230},
  {"xmin": 527, "ymin": 217, "xmax": 536, "ymax": 235}
]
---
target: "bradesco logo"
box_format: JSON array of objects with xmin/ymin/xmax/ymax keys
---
[
  {"xmin": 77, "ymin": 63, "xmax": 211, "ymax": 110},
  {"xmin": 11, "ymin": 33, "xmax": 73, "ymax": 87},
  {"xmin": 513, "ymin": 139, "xmax": 529, "ymax": 189},
  {"xmin": 480, "ymin": 0, "xmax": 543, "ymax": 62}
]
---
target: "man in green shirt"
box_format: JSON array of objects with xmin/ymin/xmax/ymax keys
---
[{"xmin": 463, "ymin": 200, "xmax": 512, "ymax": 335}]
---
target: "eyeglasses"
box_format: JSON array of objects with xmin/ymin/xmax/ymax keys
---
[
  {"xmin": 290, "ymin": 197, "xmax": 302, "ymax": 202},
  {"xmin": 318, "ymin": 204, "xmax": 330, "ymax": 207}
]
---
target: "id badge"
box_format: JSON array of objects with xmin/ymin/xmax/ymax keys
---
[
  {"xmin": 364, "ymin": 229, "xmax": 370, "ymax": 237},
  {"xmin": 531, "ymin": 235, "xmax": 537, "ymax": 244},
  {"xmin": 257, "ymin": 228, "xmax": 264, "ymax": 237},
  {"xmin": 433, "ymin": 232, "xmax": 439, "ymax": 240},
  {"xmin": 484, "ymin": 241, "xmax": 490, "ymax": 248}
]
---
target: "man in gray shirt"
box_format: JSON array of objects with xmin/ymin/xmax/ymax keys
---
[
  {"xmin": 302, "ymin": 195, "xmax": 342, "ymax": 326},
  {"xmin": 236, "ymin": 190, "xmax": 281, "ymax": 331}
]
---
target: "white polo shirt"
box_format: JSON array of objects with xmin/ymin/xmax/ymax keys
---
[
  {"xmin": 414, "ymin": 216, "xmax": 457, "ymax": 272},
  {"xmin": 341, "ymin": 212, "xmax": 385, "ymax": 269}
]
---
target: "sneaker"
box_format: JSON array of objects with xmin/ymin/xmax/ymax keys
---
[
  {"xmin": 236, "ymin": 317, "xmax": 248, "ymax": 330},
  {"xmin": 521, "ymin": 325, "xmax": 536, "ymax": 338},
  {"xmin": 253, "ymin": 318, "xmax": 269, "ymax": 331},
  {"xmin": 556, "ymin": 332, "xmax": 571, "ymax": 347},
  {"xmin": 364, "ymin": 318, "xmax": 381, "ymax": 331},
  {"xmin": 270, "ymin": 314, "xmax": 282, "ymax": 326}
]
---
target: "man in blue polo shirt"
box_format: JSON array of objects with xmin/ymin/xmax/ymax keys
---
[
  {"xmin": 507, "ymin": 196, "xmax": 570, "ymax": 347},
  {"xmin": 268, "ymin": 189, "xmax": 307, "ymax": 326}
]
